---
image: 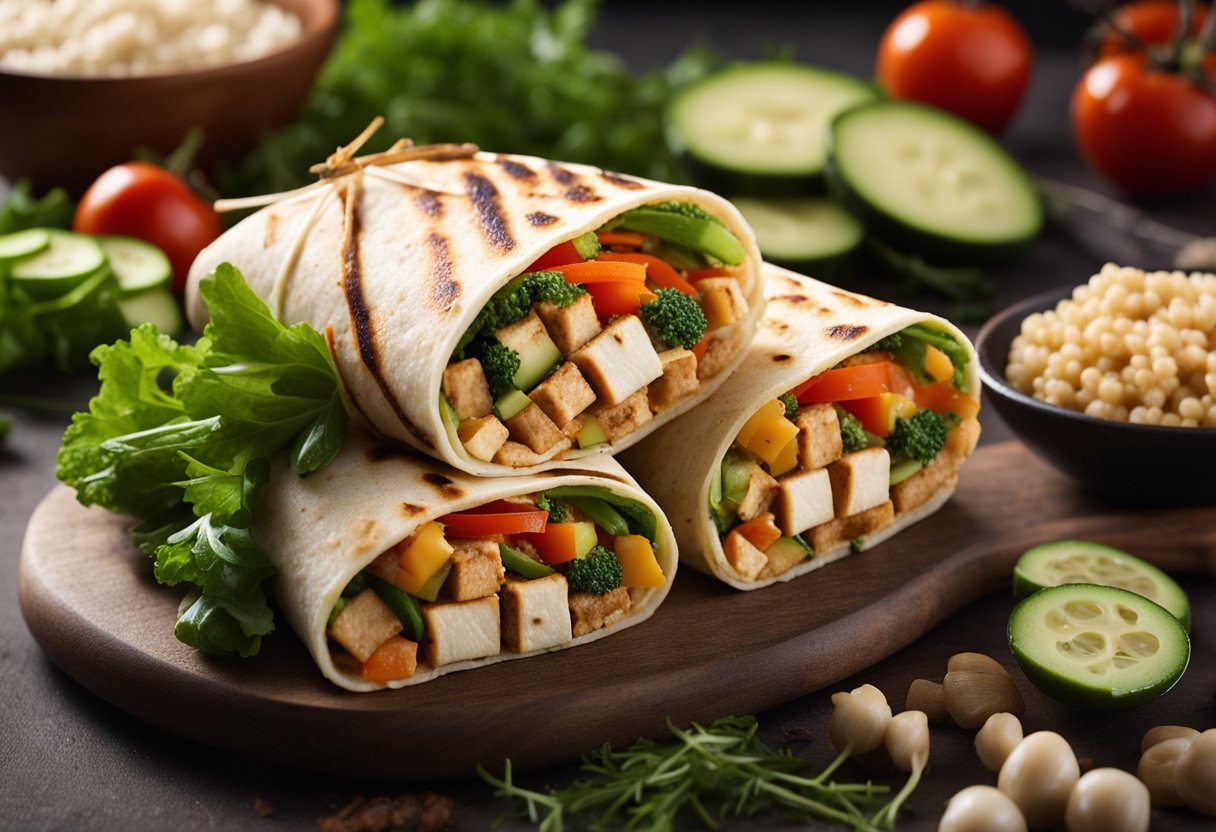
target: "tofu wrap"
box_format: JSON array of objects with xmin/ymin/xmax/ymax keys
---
[
  {"xmin": 187, "ymin": 148, "xmax": 764, "ymax": 475},
  {"xmin": 621, "ymin": 264, "xmax": 981, "ymax": 590},
  {"xmin": 258, "ymin": 430, "xmax": 678, "ymax": 692}
]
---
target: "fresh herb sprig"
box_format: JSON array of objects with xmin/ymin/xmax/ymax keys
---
[
  {"xmin": 56, "ymin": 263, "xmax": 346, "ymax": 657},
  {"xmin": 480, "ymin": 715, "xmax": 905, "ymax": 832}
]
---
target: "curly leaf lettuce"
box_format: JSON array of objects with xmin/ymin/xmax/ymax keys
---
[{"xmin": 56, "ymin": 263, "xmax": 346, "ymax": 657}]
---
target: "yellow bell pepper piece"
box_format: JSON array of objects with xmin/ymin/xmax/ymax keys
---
[
  {"xmin": 615, "ymin": 534, "xmax": 666, "ymax": 588},
  {"xmin": 736, "ymin": 398, "xmax": 785, "ymax": 447},
  {"xmin": 394, "ymin": 521, "xmax": 453, "ymax": 596},
  {"xmin": 924, "ymin": 345, "xmax": 954, "ymax": 383},
  {"xmin": 768, "ymin": 436, "xmax": 799, "ymax": 477},
  {"xmin": 744, "ymin": 413, "xmax": 799, "ymax": 469}
]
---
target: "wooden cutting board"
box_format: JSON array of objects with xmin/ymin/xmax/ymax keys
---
[{"xmin": 18, "ymin": 441, "xmax": 1216, "ymax": 780}]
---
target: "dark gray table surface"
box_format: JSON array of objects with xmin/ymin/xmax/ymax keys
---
[{"xmin": 3, "ymin": 4, "xmax": 1215, "ymax": 830}]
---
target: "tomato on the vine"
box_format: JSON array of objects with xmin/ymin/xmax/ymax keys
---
[
  {"xmin": 1096, "ymin": 1, "xmax": 1210, "ymax": 57},
  {"xmin": 73, "ymin": 162, "xmax": 222, "ymax": 296},
  {"xmin": 875, "ymin": 0, "xmax": 1033, "ymax": 134}
]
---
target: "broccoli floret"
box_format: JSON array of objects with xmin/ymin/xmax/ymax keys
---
[
  {"xmin": 886, "ymin": 409, "xmax": 948, "ymax": 466},
  {"xmin": 521, "ymin": 270, "xmax": 586, "ymax": 308},
  {"xmin": 837, "ymin": 407, "xmax": 870, "ymax": 455},
  {"xmin": 536, "ymin": 494, "xmax": 570, "ymax": 523},
  {"xmin": 640, "ymin": 288, "xmax": 708, "ymax": 349},
  {"xmin": 779, "ymin": 392, "xmax": 799, "ymax": 421},
  {"xmin": 564, "ymin": 545, "xmax": 623, "ymax": 595},
  {"xmin": 863, "ymin": 332, "xmax": 902, "ymax": 353},
  {"xmin": 641, "ymin": 201, "xmax": 722, "ymax": 225},
  {"xmin": 473, "ymin": 340, "xmax": 521, "ymax": 398},
  {"xmin": 454, "ymin": 271, "xmax": 586, "ymax": 357}
]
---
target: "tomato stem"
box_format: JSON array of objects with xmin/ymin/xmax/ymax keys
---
[{"xmin": 1174, "ymin": 0, "xmax": 1196, "ymax": 67}]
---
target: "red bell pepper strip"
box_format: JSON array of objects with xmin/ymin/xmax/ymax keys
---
[
  {"xmin": 794, "ymin": 362, "xmax": 901, "ymax": 403},
  {"xmin": 437, "ymin": 502, "xmax": 548, "ymax": 536},
  {"xmin": 528, "ymin": 241, "xmax": 583, "ymax": 272},
  {"xmin": 729, "ymin": 513, "xmax": 782, "ymax": 553},
  {"xmin": 585, "ymin": 281, "xmax": 656, "ymax": 322}
]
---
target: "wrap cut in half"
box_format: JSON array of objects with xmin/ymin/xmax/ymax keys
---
[
  {"xmin": 256, "ymin": 430, "xmax": 678, "ymax": 691},
  {"xmin": 186, "ymin": 146, "xmax": 764, "ymax": 476},
  {"xmin": 621, "ymin": 264, "xmax": 981, "ymax": 590}
]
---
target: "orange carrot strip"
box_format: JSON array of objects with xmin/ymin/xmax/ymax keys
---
[
  {"xmin": 360, "ymin": 636, "xmax": 419, "ymax": 682},
  {"xmin": 597, "ymin": 252, "xmax": 698, "ymax": 296},
  {"xmin": 551, "ymin": 260, "xmax": 647, "ymax": 285},
  {"xmin": 691, "ymin": 335, "xmax": 710, "ymax": 362},
  {"xmin": 687, "ymin": 266, "xmax": 734, "ymax": 282},
  {"xmin": 596, "ymin": 231, "xmax": 645, "ymax": 248}
]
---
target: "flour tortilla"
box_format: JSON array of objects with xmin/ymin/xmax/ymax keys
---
[
  {"xmin": 621, "ymin": 264, "xmax": 980, "ymax": 590},
  {"xmin": 186, "ymin": 151, "xmax": 763, "ymax": 475},
  {"xmin": 256, "ymin": 429, "xmax": 678, "ymax": 691}
]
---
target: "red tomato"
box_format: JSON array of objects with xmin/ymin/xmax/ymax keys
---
[
  {"xmin": 437, "ymin": 503, "xmax": 548, "ymax": 537},
  {"xmin": 876, "ymin": 0, "xmax": 1032, "ymax": 134},
  {"xmin": 528, "ymin": 240, "xmax": 583, "ymax": 271},
  {"xmin": 794, "ymin": 362, "xmax": 901, "ymax": 403},
  {"xmin": 1071, "ymin": 51, "xmax": 1216, "ymax": 197},
  {"xmin": 73, "ymin": 162, "xmax": 222, "ymax": 295},
  {"xmin": 1098, "ymin": 1, "xmax": 1210, "ymax": 56}
]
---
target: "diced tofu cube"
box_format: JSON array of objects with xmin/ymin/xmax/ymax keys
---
[
  {"xmin": 492, "ymin": 438, "xmax": 572, "ymax": 467},
  {"xmin": 536, "ymin": 293, "xmax": 601, "ymax": 354},
  {"xmin": 695, "ymin": 333, "xmax": 733, "ymax": 381},
  {"xmin": 738, "ymin": 466, "xmax": 780, "ymax": 523},
  {"xmin": 648, "ymin": 348, "xmax": 700, "ymax": 413},
  {"xmin": 592, "ymin": 386, "xmax": 653, "ymax": 443},
  {"xmin": 422, "ymin": 596, "xmax": 500, "ymax": 667},
  {"xmin": 722, "ymin": 531, "xmax": 768, "ymax": 581},
  {"xmin": 796, "ymin": 403, "xmax": 843, "ymax": 470},
  {"xmin": 568, "ymin": 586, "xmax": 632, "ymax": 637},
  {"xmin": 945, "ymin": 416, "xmax": 981, "ymax": 463},
  {"xmin": 560, "ymin": 415, "xmax": 584, "ymax": 440},
  {"xmin": 504, "ymin": 401, "xmax": 565, "ymax": 454},
  {"xmin": 495, "ymin": 310, "xmax": 562, "ymax": 390},
  {"xmin": 458, "ymin": 414, "xmax": 509, "ymax": 462},
  {"xmin": 569, "ymin": 315, "xmax": 662, "ymax": 406},
  {"xmin": 827, "ymin": 448, "xmax": 891, "ymax": 517},
  {"xmin": 809, "ymin": 500, "xmax": 895, "ymax": 554},
  {"xmin": 328, "ymin": 588, "xmax": 403, "ymax": 663},
  {"xmin": 697, "ymin": 277, "xmax": 749, "ymax": 330},
  {"xmin": 442, "ymin": 358, "xmax": 493, "ymax": 421},
  {"xmin": 500, "ymin": 574, "xmax": 573, "ymax": 652},
  {"xmin": 445, "ymin": 538, "xmax": 505, "ymax": 601},
  {"xmin": 529, "ymin": 361, "xmax": 596, "ymax": 427},
  {"xmin": 891, "ymin": 456, "xmax": 959, "ymax": 514},
  {"xmin": 772, "ymin": 467, "xmax": 835, "ymax": 536}
]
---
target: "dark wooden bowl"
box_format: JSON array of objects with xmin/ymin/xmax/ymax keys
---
[
  {"xmin": 977, "ymin": 286, "xmax": 1216, "ymax": 507},
  {"xmin": 0, "ymin": 0, "xmax": 338, "ymax": 195}
]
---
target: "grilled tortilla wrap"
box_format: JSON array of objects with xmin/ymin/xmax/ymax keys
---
[
  {"xmin": 621, "ymin": 264, "xmax": 981, "ymax": 590},
  {"xmin": 186, "ymin": 149, "xmax": 763, "ymax": 475},
  {"xmin": 257, "ymin": 430, "xmax": 677, "ymax": 692}
]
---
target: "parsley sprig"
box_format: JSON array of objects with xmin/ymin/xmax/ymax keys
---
[
  {"xmin": 480, "ymin": 715, "xmax": 916, "ymax": 831},
  {"xmin": 56, "ymin": 263, "xmax": 346, "ymax": 657}
]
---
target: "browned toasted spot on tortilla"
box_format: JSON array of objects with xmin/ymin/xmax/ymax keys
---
[
  {"xmin": 547, "ymin": 163, "xmax": 577, "ymax": 185},
  {"xmin": 825, "ymin": 324, "xmax": 868, "ymax": 341},
  {"xmin": 772, "ymin": 354, "xmax": 792, "ymax": 362},
  {"xmin": 422, "ymin": 472, "xmax": 463, "ymax": 498},
  {"xmin": 340, "ymin": 189, "xmax": 435, "ymax": 450},
  {"xmin": 426, "ymin": 233, "xmax": 459, "ymax": 312},
  {"xmin": 416, "ymin": 191, "xmax": 442, "ymax": 218},
  {"xmin": 350, "ymin": 518, "xmax": 378, "ymax": 554},
  {"xmin": 326, "ymin": 325, "xmax": 378, "ymax": 436},
  {"xmin": 463, "ymin": 172, "xmax": 514, "ymax": 251},
  {"xmin": 527, "ymin": 212, "xmax": 558, "ymax": 226},
  {"xmin": 771, "ymin": 293, "xmax": 810, "ymax": 305},
  {"xmin": 601, "ymin": 171, "xmax": 644, "ymax": 189},
  {"xmin": 497, "ymin": 157, "xmax": 537, "ymax": 181},
  {"xmin": 367, "ymin": 445, "xmax": 413, "ymax": 462},
  {"xmin": 831, "ymin": 290, "xmax": 871, "ymax": 308},
  {"xmin": 401, "ymin": 502, "xmax": 426, "ymax": 516},
  {"xmin": 262, "ymin": 212, "xmax": 280, "ymax": 248},
  {"xmin": 565, "ymin": 185, "xmax": 600, "ymax": 203}
]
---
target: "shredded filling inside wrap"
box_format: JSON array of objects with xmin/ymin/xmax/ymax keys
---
[
  {"xmin": 326, "ymin": 486, "xmax": 665, "ymax": 682},
  {"xmin": 439, "ymin": 201, "xmax": 750, "ymax": 467},
  {"xmin": 708, "ymin": 324, "xmax": 981, "ymax": 582}
]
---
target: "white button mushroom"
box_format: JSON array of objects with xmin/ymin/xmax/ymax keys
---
[
  {"xmin": 1176, "ymin": 729, "xmax": 1216, "ymax": 816},
  {"xmin": 998, "ymin": 731, "xmax": 1080, "ymax": 829},
  {"xmin": 1140, "ymin": 725, "xmax": 1199, "ymax": 753},
  {"xmin": 906, "ymin": 678, "xmax": 948, "ymax": 722},
  {"xmin": 939, "ymin": 785, "xmax": 1028, "ymax": 832},
  {"xmin": 828, "ymin": 683, "xmax": 892, "ymax": 756},
  {"xmin": 1065, "ymin": 768, "xmax": 1150, "ymax": 832},
  {"xmin": 976, "ymin": 712, "xmax": 1024, "ymax": 773},
  {"xmin": 943, "ymin": 653, "xmax": 1024, "ymax": 729},
  {"xmin": 1137, "ymin": 736, "xmax": 1193, "ymax": 807},
  {"xmin": 886, "ymin": 710, "xmax": 930, "ymax": 773}
]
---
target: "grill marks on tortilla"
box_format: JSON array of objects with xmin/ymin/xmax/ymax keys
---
[
  {"xmin": 527, "ymin": 212, "xmax": 558, "ymax": 227},
  {"xmin": 339, "ymin": 186, "xmax": 435, "ymax": 450},
  {"xmin": 772, "ymin": 354, "xmax": 792, "ymax": 362},
  {"xmin": 463, "ymin": 172, "xmax": 514, "ymax": 251},
  {"xmin": 497, "ymin": 158, "xmax": 537, "ymax": 181},
  {"xmin": 547, "ymin": 164, "xmax": 577, "ymax": 185},
  {"xmin": 565, "ymin": 185, "xmax": 600, "ymax": 203},
  {"xmin": 601, "ymin": 171, "xmax": 644, "ymax": 190},
  {"xmin": 545, "ymin": 163, "xmax": 601, "ymax": 203},
  {"xmin": 825, "ymin": 324, "xmax": 868, "ymax": 341},
  {"xmin": 416, "ymin": 192, "xmax": 442, "ymax": 218},
  {"xmin": 422, "ymin": 472, "xmax": 463, "ymax": 498},
  {"xmin": 426, "ymin": 232, "xmax": 459, "ymax": 312}
]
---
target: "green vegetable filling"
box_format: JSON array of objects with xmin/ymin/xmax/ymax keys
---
[
  {"xmin": 564, "ymin": 545, "xmax": 624, "ymax": 595},
  {"xmin": 779, "ymin": 392, "xmax": 799, "ymax": 421},
  {"xmin": 836, "ymin": 406, "xmax": 871, "ymax": 455},
  {"xmin": 455, "ymin": 270, "xmax": 585, "ymax": 359},
  {"xmin": 639, "ymin": 288, "xmax": 708, "ymax": 349},
  {"xmin": 472, "ymin": 340, "xmax": 522, "ymax": 399},
  {"xmin": 886, "ymin": 409, "xmax": 948, "ymax": 467}
]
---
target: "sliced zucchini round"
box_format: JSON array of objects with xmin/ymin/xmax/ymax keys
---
[
  {"xmin": 826, "ymin": 101, "xmax": 1042, "ymax": 264},
  {"xmin": 97, "ymin": 236, "xmax": 172, "ymax": 296},
  {"xmin": 730, "ymin": 196, "xmax": 863, "ymax": 272},
  {"xmin": 667, "ymin": 62, "xmax": 877, "ymax": 195},
  {"xmin": 118, "ymin": 287, "xmax": 183, "ymax": 336},
  {"xmin": 1008, "ymin": 584, "xmax": 1189, "ymax": 710},
  {"xmin": 10, "ymin": 230, "xmax": 108, "ymax": 300},
  {"xmin": 0, "ymin": 228, "xmax": 50, "ymax": 262},
  {"xmin": 1013, "ymin": 540, "xmax": 1190, "ymax": 630}
]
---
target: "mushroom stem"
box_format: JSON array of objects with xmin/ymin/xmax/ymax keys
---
[{"xmin": 871, "ymin": 758, "xmax": 926, "ymax": 830}]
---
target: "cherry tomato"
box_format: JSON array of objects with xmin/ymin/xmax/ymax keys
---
[
  {"xmin": 1097, "ymin": 1, "xmax": 1210, "ymax": 57},
  {"xmin": 876, "ymin": 0, "xmax": 1032, "ymax": 134},
  {"xmin": 73, "ymin": 162, "xmax": 222, "ymax": 295},
  {"xmin": 1072, "ymin": 51, "xmax": 1216, "ymax": 197}
]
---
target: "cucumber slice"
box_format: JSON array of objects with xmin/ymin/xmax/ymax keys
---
[
  {"xmin": 1008, "ymin": 584, "xmax": 1189, "ymax": 709},
  {"xmin": 97, "ymin": 236, "xmax": 172, "ymax": 295},
  {"xmin": 0, "ymin": 228, "xmax": 50, "ymax": 262},
  {"xmin": 499, "ymin": 543, "xmax": 554, "ymax": 579},
  {"xmin": 826, "ymin": 101, "xmax": 1043, "ymax": 264},
  {"xmin": 730, "ymin": 196, "xmax": 863, "ymax": 271},
  {"xmin": 10, "ymin": 230, "xmax": 108, "ymax": 299},
  {"xmin": 667, "ymin": 62, "xmax": 877, "ymax": 195},
  {"xmin": 1013, "ymin": 540, "xmax": 1190, "ymax": 630},
  {"xmin": 118, "ymin": 288, "xmax": 183, "ymax": 336},
  {"xmin": 576, "ymin": 415, "xmax": 608, "ymax": 449},
  {"xmin": 493, "ymin": 389, "xmax": 531, "ymax": 421}
]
